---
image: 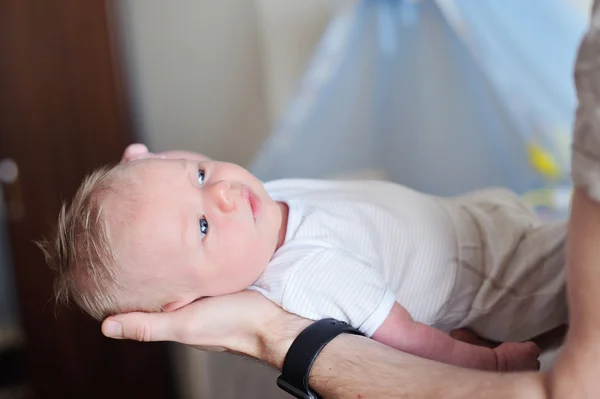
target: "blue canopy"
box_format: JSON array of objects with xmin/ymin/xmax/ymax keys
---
[{"xmin": 249, "ymin": 0, "xmax": 587, "ymax": 214}]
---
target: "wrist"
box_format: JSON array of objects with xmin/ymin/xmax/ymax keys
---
[
  {"xmin": 256, "ymin": 312, "xmax": 312, "ymax": 370},
  {"xmin": 491, "ymin": 347, "xmax": 502, "ymax": 372}
]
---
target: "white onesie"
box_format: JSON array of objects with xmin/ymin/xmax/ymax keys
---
[{"xmin": 248, "ymin": 179, "xmax": 567, "ymax": 341}]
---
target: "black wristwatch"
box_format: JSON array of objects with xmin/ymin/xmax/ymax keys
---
[{"xmin": 276, "ymin": 318, "xmax": 364, "ymax": 399}]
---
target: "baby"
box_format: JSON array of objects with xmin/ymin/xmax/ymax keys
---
[{"xmin": 40, "ymin": 143, "xmax": 567, "ymax": 372}]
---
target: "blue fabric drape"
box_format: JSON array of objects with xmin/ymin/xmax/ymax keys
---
[{"xmin": 249, "ymin": 0, "xmax": 586, "ymax": 199}]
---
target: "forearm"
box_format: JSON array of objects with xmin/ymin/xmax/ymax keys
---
[
  {"xmin": 547, "ymin": 188, "xmax": 600, "ymax": 398},
  {"xmin": 257, "ymin": 314, "xmax": 547, "ymax": 399},
  {"xmin": 309, "ymin": 335, "xmax": 547, "ymax": 399},
  {"xmin": 565, "ymin": 188, "xmax": 600, "ymax": 342},
  {"xmin": 568, "ymin": 0, "xmax": 600, "ymax": 347},
  {"xmin": 552, "ymin": 0, "xmax": 600, "ymax": 394}
]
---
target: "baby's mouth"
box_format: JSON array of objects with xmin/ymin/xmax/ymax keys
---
[{"xmin": 244, "ymin": 187, "xmax": 261, "ymax": 222}]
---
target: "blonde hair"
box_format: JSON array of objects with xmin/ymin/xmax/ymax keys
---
[{"xmin": 38, "ymin": 165, "xmax": 157, "ymax": 320}]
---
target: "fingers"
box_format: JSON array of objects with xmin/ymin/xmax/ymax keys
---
[
  {"xmin": 99, "ymin": 291, "xmax": 280, "ymax": 355},
  {"xmin": 102, "ymin": 312, "xmax": 174, "ymax": 343}
]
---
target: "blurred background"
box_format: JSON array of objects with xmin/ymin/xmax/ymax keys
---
[{"xmin": 0, "ymin": 0, "xmax": 592, "ymax": 398}]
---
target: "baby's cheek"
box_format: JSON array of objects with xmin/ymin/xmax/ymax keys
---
[
  {"xmin": 215, "ymin": 218, "xmax": 268, "ymax": 274},
  {"xmin": 224, "ymin": 237, "xmax": 265, "ymax": 277}
]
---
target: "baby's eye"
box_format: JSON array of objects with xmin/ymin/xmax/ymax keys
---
[
  {"xmin": 200, "ymin": 217, "xmax": 209, "ymax": 239},
  {"xmin": 198, "ymin": 168, "xmax": 206, "ymax": 185}
]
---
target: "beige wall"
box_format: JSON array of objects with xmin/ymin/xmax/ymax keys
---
[
  {"xmin": 255, "ymin": 0, "xmax": 335, "ymax": 125},
  {"xmin": 115, "ymin": 1, "xmax": 332, "ymax": 398},
  {"xmin": 117, "ymin": 0, "xmax": 335, "ymax": 166},
  {"xmin": 117, "ymin": 0, "xmax": 268, "ymax": 167}
]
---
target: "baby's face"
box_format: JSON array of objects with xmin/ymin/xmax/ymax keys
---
[{"xmin": 107, "ymin": 157, "xmax": 286, "ymax": 311}]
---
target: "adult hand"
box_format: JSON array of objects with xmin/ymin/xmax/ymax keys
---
[{"xmin": 101, "ymin": 290, "xmax": 309, "ymax": 367}]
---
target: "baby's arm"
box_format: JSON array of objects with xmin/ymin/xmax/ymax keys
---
[{"xmin": 371, "ymin": 302, "xmax": 540, "ymax": 371}]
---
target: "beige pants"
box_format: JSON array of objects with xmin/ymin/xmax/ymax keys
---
[{"xmin": 439, "ymin": 188, "xmax": 567, "ymax": 342}]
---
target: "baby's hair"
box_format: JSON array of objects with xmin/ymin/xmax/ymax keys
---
[{"xmin": 37, "ymin": 165, "xmax": 140, "ymax": 320}]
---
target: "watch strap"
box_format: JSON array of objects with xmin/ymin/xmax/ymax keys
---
[{"xmin": 276, "ymin": 318, "xmax": 364, "ymax": 399}]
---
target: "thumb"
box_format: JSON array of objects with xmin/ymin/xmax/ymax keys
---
[{"xmin": 102, "ymin": 312, "xmax": 174, "ymax": 343}]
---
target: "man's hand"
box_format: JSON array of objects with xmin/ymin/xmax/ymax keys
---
[{"xmin": 101, "ymin": 290, "xmax": 307, "ymax": 367}]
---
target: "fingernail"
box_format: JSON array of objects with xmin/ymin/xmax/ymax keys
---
[{"xmin": 103, "ymin": 320, "xmax": 123, "ymax": 338}]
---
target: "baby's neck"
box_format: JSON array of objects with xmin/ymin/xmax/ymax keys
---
[{"xmin": 275, "ymin": 201, "xmax": 289, "ymax": 252}]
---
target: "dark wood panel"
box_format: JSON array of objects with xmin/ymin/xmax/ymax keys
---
[{"xmin": 0, "ymin": 1, "xmax": 178, "ymax": 398}]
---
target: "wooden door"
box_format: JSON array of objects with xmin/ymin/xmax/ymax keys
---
[{"xmin": 0, "ymin": 1, "xmax": 178, "ymax": 398}]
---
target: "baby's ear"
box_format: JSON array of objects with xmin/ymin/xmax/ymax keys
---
[
  {"xmin": 121, "ymin": 143, "xmax": 150, "ymax": 163},
  {"xmin": 162, "ymin": 301, "xmax": 188, "ymax": 312}
]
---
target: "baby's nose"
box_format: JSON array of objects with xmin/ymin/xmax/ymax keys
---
[{"xmin": 212, "ymin": 181, "xmax": 236, "ymax": 213}]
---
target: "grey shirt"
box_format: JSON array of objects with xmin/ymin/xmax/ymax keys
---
[{"xmin": 572, "ymin": 0, "xmax": 600, "ymax": 201}]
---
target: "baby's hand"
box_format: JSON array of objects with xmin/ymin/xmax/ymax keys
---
[{"xmin": 492, "ymin": 341, "xmax": 541, "ymax": 372}]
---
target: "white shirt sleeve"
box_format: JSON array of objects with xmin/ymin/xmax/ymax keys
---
[{"xmin": 281, "ymin": 248, "xmax": 396, "ymax": 337}]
